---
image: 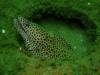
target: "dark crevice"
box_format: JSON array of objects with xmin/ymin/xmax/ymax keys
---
[{"xmin": 28, "ymin": 6, "xmax": 97, "ymax": 42}]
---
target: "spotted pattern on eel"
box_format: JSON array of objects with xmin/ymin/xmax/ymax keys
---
[{"xmin": 14, "ymin": 16, "xmax": 73, "ymax": 61}]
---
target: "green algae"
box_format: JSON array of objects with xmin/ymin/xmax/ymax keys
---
[{"xmin": 0, "ymin": 0, "xmax": 100, "ymax": 75}]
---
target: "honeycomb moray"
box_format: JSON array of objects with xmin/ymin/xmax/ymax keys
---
[{"xmin": 14, "ymin": 16, "xmax": 73, "ymax": 61}]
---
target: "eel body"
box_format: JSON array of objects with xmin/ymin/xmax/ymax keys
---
[{"xmin": 14, "ymin": 16, "xmax": 73, "ymax": 60}]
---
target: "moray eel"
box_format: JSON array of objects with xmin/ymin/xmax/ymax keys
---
[{"xmin": 14, "ymin": 16, "xmax": 73, "ymax": 60}]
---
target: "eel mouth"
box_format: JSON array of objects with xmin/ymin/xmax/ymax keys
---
[
  {"xmin": 14, "ymin": 16, "xmax": 34, "ymax": 53},
  {"xmin": 14, "ymin": 16, "xmax": 33, "ymax": 48}
]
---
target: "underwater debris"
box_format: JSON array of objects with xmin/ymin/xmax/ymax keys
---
[
  {"xmin": 1, "ymin": 29, "xmax": 6, "ymax": 34},
  {"xmin": 14, "ymin": 16, "xmax": 73, "ymax": 61}
]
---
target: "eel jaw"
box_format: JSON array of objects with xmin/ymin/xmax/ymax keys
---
[{"xmin": 14, "ymin": 16, "xmax": 34, "ymax": 51}]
